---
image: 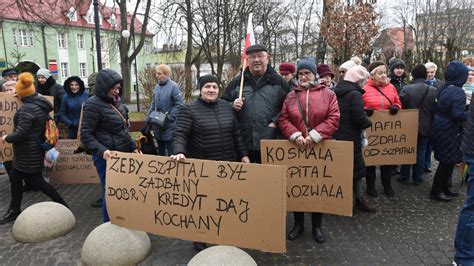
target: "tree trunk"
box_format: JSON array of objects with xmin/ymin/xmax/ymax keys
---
[{"xmin": 184, "ymin": 0, "xmax": 193, "ymax": 102}]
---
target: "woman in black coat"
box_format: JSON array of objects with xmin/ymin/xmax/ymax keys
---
[
  {"xmin": 171, "ymin": 75, "xmax": 249, "ymax": 251},
  {"xmin": 333, "ymin": 66, "xmax": 375, "ymax": 213},
  {"xmin": 0, "ymin": 73, "xmax": 68, "ymax": 224},
  {"xmin": 81, "ymin": 69, "xmax": 138, "ymax": 222}
]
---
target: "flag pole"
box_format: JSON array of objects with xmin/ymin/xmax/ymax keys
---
[{"xmin": 238, "ymin": 58, "xmax": 247, "ymax": 99}]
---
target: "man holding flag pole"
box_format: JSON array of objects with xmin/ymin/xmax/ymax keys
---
[{"xmin": 222, "ymin": 14, "xmax": 290, "ymax": 163}]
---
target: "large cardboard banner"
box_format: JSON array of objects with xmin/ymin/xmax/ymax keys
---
[
  {"xmin": 106, "ymin": 152, "xmax": 287, "ymax": 253},
  {"xmin": 0, "ymin": 93, "xmax": 21, "ymax": 161},
  {"xmin": 363, "ymin": 109, "xmax": 419, "ymax": 166},
  {"xmin": 51, "ymin": 139, "xmax": 99, "ymax": 184},
  {"xmin": 260, "ymin": 140, "xmax": 354, "ymax": 216},
  {"xmin": 0, "ymin": 93, "xmax": 54, "ymax": 161}
]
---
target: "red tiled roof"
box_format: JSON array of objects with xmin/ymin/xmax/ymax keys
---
[
  {"xmin": 0, "ymin": 0, "xmax": 153, "ymax": 36},
  {"xmin": 374, "ymin": 27, "xmax": 414, "ymax": 52}
]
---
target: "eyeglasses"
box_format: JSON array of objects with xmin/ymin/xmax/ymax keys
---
[
  {"xmin": 298, "ymin": 71, "xmax": 313, "ymax": 77},
  {"xmin": 112, "ymin": 85, "xmax": 121, "ymax": 91},
  {"xmin": 247, "ymin": 53, "xmax": 267, "ymax": 60}
]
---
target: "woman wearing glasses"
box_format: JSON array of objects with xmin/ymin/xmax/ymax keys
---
[
  {"xmin": 81, "ymin": 69, "xmax": 140, "ymax": 222},
  {"xmin": 279, "ymin": 57, "xmax": 340, "ymax": 243}
]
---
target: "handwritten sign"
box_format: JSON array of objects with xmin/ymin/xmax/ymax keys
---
[
  {"xmin": 51, "ymin": 139, "xmax": 99, "ymax": 184},
  {"xmin": 363, "ymin": 110, "xmax": 418, "ymax": 166},
  {"xmin": 0, "ymin": 93, "xmax": 21, "ymax": 161},
  {"xmin": 106, "ymin": 152, "xmax": 287, "ymax": 253},
  {"xmin": 260, "ymin": 140, "xmax": 353, "ymax": 216}
]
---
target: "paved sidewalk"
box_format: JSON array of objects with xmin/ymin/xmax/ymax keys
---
[{"xmin": 0, "ymin": 167, "xmax": 465, "ymax": 265}]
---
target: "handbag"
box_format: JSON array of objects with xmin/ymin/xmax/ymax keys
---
[{"xmin": 147, "ymin": 110, "xmax": 168, "ymax": 128}]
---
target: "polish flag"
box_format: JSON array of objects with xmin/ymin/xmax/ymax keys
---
[{"xmin": 242, "ymin": 13, "xmax": 255, "ymax": 66}]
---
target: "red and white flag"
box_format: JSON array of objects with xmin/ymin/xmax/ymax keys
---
[{"xmin": 242, "ymin": 13, "xmax": 255, "ymax": 66}]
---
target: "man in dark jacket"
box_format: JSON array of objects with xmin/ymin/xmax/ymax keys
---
[
  {"xmin": 222, "ymin": 44, "xmax": 290, "ymax": 163},
  {"xmin": 455, "ymin": 86, "xmax": 474, "ymax": 264},
  {"xmin": 398, "ymin": 64, "xmax": 437, "ymax": 185},
  {"xmin": 0, "ymin": 73, "xmax": 68, "ymax": 224},
  {"xmin": 36, "ymin": 68, "xmax": 65, "ymax": 123},
  {"xmin": 81, "ymin": 69, "xmax": 137, "ymax": 222},
  {"xmin": 389, "ymin": 58, "xmax": 407, "ymax": 94}
]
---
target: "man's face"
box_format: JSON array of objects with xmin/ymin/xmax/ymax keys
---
[
  {"xmin": 156, "ymin": 70, "xmax": 168, "ymax": 83},
  {"xmin": 4, "ymin": 74, "xmax": 17, "ymax": 82},
  {"xmin": 393, "ymin": 66, "xmax": 405, "ymax": 77},
  {"xmin": 247, "ymin": 52, "xmax": 269, "ymax": 76},
  {"xmin": 426, "ymin": 67, "xmax": 436, "ymax": 80}
]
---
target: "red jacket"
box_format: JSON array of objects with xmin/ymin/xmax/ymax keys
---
[
  {"xmin": 362, "ymin": 79, "xmax": 402, "ymax": 110},
  {"xmin": 279, "ymin": 83, "xmax": 340, "ymax": 140}
]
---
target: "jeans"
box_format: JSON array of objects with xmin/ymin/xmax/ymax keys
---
[
  {"xmin": 92, "ymin": 154, "xmax": 109, "ymax": 222},
  {"xmin": 454, "ymin": 154, "xmax": 474, "ymax": 265},
  {"xmin": 425, "ymin": 138, "xmax": 433, "ymax": 169},
  {"xmin": 157, "ymin": 140, "xmax": 173, "ymax": 156},
  {"xmin": 400, "ymin": 135, "xmax": 429, "ymax": 182}
]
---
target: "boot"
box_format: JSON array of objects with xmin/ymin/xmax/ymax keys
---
[
  {"xmin": 384, "ymin": 187, "xmax": 395, "ymax": 197},
  {"xmin": 91, "ymin": 198, "xmax": 103, "ymax": 208},
  {"xmin": 444, "ymin": 187, "xmax": 459, "ymax": 197},
  {"xmin": 193, "ymin": 242, "xmax": 207, "ymax": 252},
  {"xmin": 0, "ymin": 209, "xmax": 21, "ymax": 225},
  {"xmin": 287, "ymin": 224, "xmax": 304, "ymax": 241},
  {"xmin": 355, "ymin": 197, "xmax": 377, "ymax": 213},
  {"xmin": 312, "ymin": 227, "xmax": 325, "ymax": 243},
  {"xmin": 430, "ymin": 192, "xmax": 452, "ymax": 202}
]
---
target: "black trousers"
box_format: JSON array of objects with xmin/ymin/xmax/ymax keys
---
[
  {"xmin": 3, "ymin": 161, "xmax": 12, "ymax": 176},
  {"xmin": 366, "ymin": 165, "xmax": 393, "ymax": 191},
  {"xmin": 8, "ymin": 168, "xmax": 67, "ymax": 211},
  {"xmin": 247, "ymin": 150, "xmax": 261, "ymax": 163},
  {"xmin": 293, "ymin": 212, "xmax": 323, "ymax": 228},
  {"xmin": 431, "ymin": 162, "xmax": 455, "ymax": 195}
]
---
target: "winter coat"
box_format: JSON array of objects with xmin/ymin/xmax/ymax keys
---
[
  {"xmin": 173, "ymin": 98, "xmax": 247, "ymax": 161},
  {"xmin": 278, "ymin": 83, "xmax": 340, "ymax": 141},
  {"xmin": 5, "ymin": 94, "xmax": 52, "ymax": 173},
  {"xmin": 60, "ymin": 76, "xmax": 89, "ymax": 139},
  {"xmin": 362, "ymin": 79, "xmax": 402, "ymax": 110},
  {"xmin": 222, "ymin": 66, "xmax": 290, "ymax": 151},
  {"xmin": 36, "ymin": 76, "xmax": 65, "ymax": 121},
  {"xmin": 147, "ymin": 78, "xmax": 183, "ymax": 141},
  {"xmin": 462, "ymin": 91, "xmax": 474, "ymax": 155},
  {"xmin": 399, "ymin": 78, "xmax": 437, "ymax": 137},
  {"xmin": 80, "ymin": 69, "xmax": 136, "ymax": 158},
  {"xmin": 333, "ymin": 80, "xmax": 372, "ymax": 180},
  {"xmin": 390, "ymin": 75, "xmax": 406, "ymax": 94},
  {"xmin": 426, "ymin": 78, "xmax": 445, "ymax": 90}
]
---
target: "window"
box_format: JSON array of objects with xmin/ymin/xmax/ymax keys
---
[
  {"xmin": 12, "ymin": 28, "xmax": 17, "ymax": 45},
  {"xmin": 66, "ymin": 8, "xmax": 77, "ymax": 21},
  {"xmin": 79, "ymin": 63, "xmax": 87, "ymax": 77},
  {"xmin": 87, "ymin": 11, "xmax": 94, "ymax": 24},
  {"xmin": 19, "ymin": 29, "xmax": 28, "ymax": 46},
  {"xmin": 101, "ymin": 63, "xmax": 106, "ymax": 69},
  {"xmin": 58, "ymin": 33, "xmax": 67, "ymax": 48},
  {"xmin": 60, "ymin": 62, "xmax": 68, "ymax": 78},
  {"xmin": 144, "ymin": 43, "xmax": 150, "ymax": 53},
  {"xmin": 77, "ymin": 34, "xmax": 84, "ymax": 49},
  {"xmin": 110, "ymin": 14, "xmax": 116, "ymax": 26},
  {"xmin": 100, "ymin": 35, "xmax": 106, "ymax": 50},
  {"xmin": 28, "ymin": 31, "xmax": 34, "ymax": 46}
]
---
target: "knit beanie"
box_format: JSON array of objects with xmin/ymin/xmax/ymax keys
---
[
  {"xmin": 198, "ymin": 75, "xmax": 219, "ymax": 90},
  {"xmin": 297, "ymin": 57, "xmax": 318, "ymax": 76},
  {"xmin": 344, "ymin": 66, "xmax": 370, "ymax": 83},
  {"xmin": 389, "ymin": 58, "xmax": 406, "ymax": 72},
  {"xmin": 37, "ymin": 68, "xmax": 51, "ymax": 79},
  {"xmin": 279, "ymin": 63, "xmax": 296, "ymax": 75},
  {"xmin": 411, "ymin": 64, "xmax": 427, "ymax": 80},
  {"xmin": 339, "ymin": 57, "xmax": 361, "ymax": 71},
  {"xmin": 15, "ymin": 72, "xmax": 36, "ymax": 98},
  {"xmin": 317, "ymin": 64, "xmax": 334, "ymax": 78},
  {"xmin": 368, "ymin": 61, "xmax": 386, "ymax": 73}
]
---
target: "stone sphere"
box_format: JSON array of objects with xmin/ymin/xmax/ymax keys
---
[
  {"xmin": 81, "ymin": 222, "xmax": 151, "ymax": 266},
  {"xmin": 188, "ymin": 245, "xmax": 257, "ymax": 266},
  {"xmin": 13, "ymin": 201, "xmax": 75, "ymax": 243}
]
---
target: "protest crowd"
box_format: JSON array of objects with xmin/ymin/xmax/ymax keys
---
[{"xmin": 1, "ymin": 43, "xmax": 474, "ymax": 264}]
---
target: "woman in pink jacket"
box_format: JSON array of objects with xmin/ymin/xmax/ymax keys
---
[
  {"xmin": 362, "ymin": 61, "xmax": 402, "ymax": 198},
  {"xmin": 279, "ymin": 57, "xmax": 340, "ymax": 244}
]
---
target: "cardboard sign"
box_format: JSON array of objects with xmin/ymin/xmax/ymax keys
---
[
  {"xmin": 363, "ymin": 109, "xmax": 419, "ymax": 166},
  {"xmin": 0, "ymin": 93, "xmax": 22, "ymax": 161},
  {"xmin": 261, "ymin": 140, "xmax": 354, "ymax": 216},
  {"xmin": 51, "ymin": 139, "xmax": 99, "ymax": 184},
  {"xmin": 0, "ymin": 93, "xmax": 54, "ymax": 161},
  {"xmin": 106, "ymin": 152, "xmax": 287, "ymax": 253}
]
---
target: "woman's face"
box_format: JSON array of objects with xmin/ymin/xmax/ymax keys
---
[
  {"xmin": 371, "ymin": 66, "xmax": 388, "ymax": 86},
  {"xmin": 467, "ymin": 70, "xmax": 474, "ymax": 84},
  {"xmin": 297, "ymin": 69, "xmax": 315, "ymax": 83},
  {"xmin": 320, "ymin": 74, "xmax": 333, "ymax": 87},
  {"xmin": 107, "ymin": 84, "xmax": 121, "ymax": 99},
  {"xmin": 200, "ymin": 82, "xmax": 219, "ymax": 102},
  {"xmin": 70, "ymin": 81, "xmax": 80, "ymax": 94},
  {"xmin": 37, "ymin": 75, "xmax": 47, "ymax": 85},
  {"xmin": 4, "ymin": 85, "xmax": 14, "ymax": 94}
]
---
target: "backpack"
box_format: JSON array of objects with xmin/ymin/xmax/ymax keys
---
[{"xmin": 41, "ymin": 114, "xmax": 59, "ymax": 151}]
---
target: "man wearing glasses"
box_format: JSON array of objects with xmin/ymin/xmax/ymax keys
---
[{"xmin": 222, "ymin": 44, "xmax": 290, "ymax": 163}]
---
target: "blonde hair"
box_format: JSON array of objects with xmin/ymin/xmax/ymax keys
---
[
  {"xmin": 425, "ymin": 62, "xmax": 438, "ymax": 71},
  {"xmin": 2, "ymin": 80, "xmax": 16, "ymax": 91},
  {"xmin": 155, "ymin": 64, "xmax": 171, "ymax": 76}
]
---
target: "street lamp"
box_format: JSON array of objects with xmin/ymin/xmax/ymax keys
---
[
  {"xmin": 93, "ymin": 0, "xmax": 102, "ymax": 71},
  {"xmin": 121, "ymin": 29, "xmax": 140, "ymax": 112},
  {"xmin": 254, "ymin": 25, "xmax": 263, "ymax": 44}
]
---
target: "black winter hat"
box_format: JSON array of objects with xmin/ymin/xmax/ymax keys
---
[
  {"xmin": 245, "ymin": 44, "xmax": 268, "ymax": 55},
  {"xmin": 2, "ymin": 68, "xmax": 17, "ymax": 77},
  {"xmin": 389, "ymin": 58, "xmax": 406, "ymax": 72},
  {"xmin": 411, "ymin": 64, "xmax": 427, "ymax": 80},
  {"xmin": 368, "ymin": 61, "xmax": 386, "ymax": 73},
  {"xmin": 198, "ymin": 75, "xmax": 219, "ymax": 90}
]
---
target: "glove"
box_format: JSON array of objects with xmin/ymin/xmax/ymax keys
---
[
  {"xmin": 365, "ymin": 108, "xmax": 374, "ymax": 117},
  {"xmin": 389, "ymin": 105, "xmax": 399, "ymax": 115}
]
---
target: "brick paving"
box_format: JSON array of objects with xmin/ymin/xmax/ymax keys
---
[{"xmin": 0, "ymin": 165, "xmax": 466, "ymax": 265}]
